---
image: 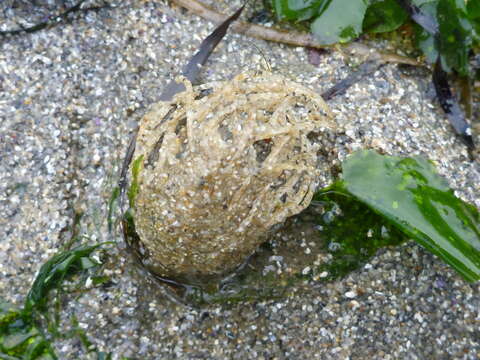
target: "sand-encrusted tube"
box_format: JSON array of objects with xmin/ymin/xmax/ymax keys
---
[{"xmin": 131, "ymin": 72, "xmax": 337, "ymax": 282}]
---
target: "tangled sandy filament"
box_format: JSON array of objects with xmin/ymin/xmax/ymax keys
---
[{"xmin": 132, "ymin": 72, "xmax": 337, "ymax": 282}]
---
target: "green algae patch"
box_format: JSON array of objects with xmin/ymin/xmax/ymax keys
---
[
  {"xmin": 180, "ymin": 194, "xmax": 408, "ymax": 305},
  {"xmin": 1, "ymin": 242, "xmax": 111, "ymax": 359},
  {"xmin": 1, "ymin": 300, "xmax": 56, "ymax": 360},
  {"xmin": 127, "ymin": 155, "xmax": 144, "ymax": 209},
  {"xmin": 25, "ymin": 244, "xmax": 104, "ymax": 312},
  {"xmin": 311, "ymin": 192, "xmax": 406, "ymax": 281},
  {"xmin": 107, "ymin": 186, "xmax": 120, "ymax": 233},
  {"xmin": 1, "ymin": 299, "xmax": 55, "ymax": 360},
  {"xmin": 330, "ymin": 150, "xmax": 480, "ymax": 282},
  {"xmin": 310, "ymin": 0, "xmax": 369, "ymax": 44}
]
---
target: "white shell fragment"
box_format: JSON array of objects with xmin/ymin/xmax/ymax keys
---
[{"xmin": 132, "ymin": 71, "xmax": 337, "ymax": 281}]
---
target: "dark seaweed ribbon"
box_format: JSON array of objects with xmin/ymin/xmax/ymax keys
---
[
  {"xmin": 159, "ymin": 4, "xmax": 246, "ymax": 101},
  {"xmin": 321, "ymin": 60, "xmax": 383, "ymax": 101},
  {"xmin": 396, "ymin": 0, "xmax": 474, "ymax": 150}
]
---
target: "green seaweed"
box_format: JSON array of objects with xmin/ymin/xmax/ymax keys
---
[
  {"xmin": 25, "ymin": 244, "xmax": 104, "ymax": 312},
  {"xmin": 311, "ymin": 0, "xmax": 369, "ymax": 44},
  {"xmin": 363, "ymin": 0, "xmax": 408, "ymax": 33},
  {"xmin": 436, "ymin": 0, "xmax": 475, "ymax": 76},
  {"xmin": 189, "ymin": 192, "xmax": 408, "ymax": 303},
  {"xmin": 1, "ymin": 241, "xmax": 110, "ymax": 359},
  {"xmin": 330, "ymin": 150, "xmax": 480, "ymax": 282},
  {"xmin": 128, "ymin": 155, "xmax": 144, "ymax": 209},
  {"xmin": 270, "ymin": 0, "xmax": 479, "ymax": 76},
  {"xmin": 96, "ymin": 353, "xmax": 113, "ymax": 360},
  {"xmin": 1, "ymin": 299, "xmax": 56, "ymax": 359},
  {"xmin": 311, "ymin": 192, "xmax": 406, "ymax": 280},
  {"xmin": 271, "ymin": 0, "xmax": 326, "ymax": 22}
]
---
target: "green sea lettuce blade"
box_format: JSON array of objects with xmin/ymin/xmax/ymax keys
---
[
  {"xmin": 336, "ymin": 150, "xmax": 480, "ymax": 282},
  {"xmin": 363, "ymin": 0, "xmax": 408, "ymax": 33},
  {"xmin": 310, "ymin": 0, "xmax": 369, "ymax": 44},
  {"xmin": 271, "ymin": 0, "xmax": 325, "ymax": 22}
]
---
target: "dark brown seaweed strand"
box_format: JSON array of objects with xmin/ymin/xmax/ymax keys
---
[
  {"xmin": 395, "ymin": 0, "xmax": 438, "ymax": 35},
  {"xmin": 159, "ymin": 4, "xmax": 246, "ymax": 101},
  {"xmin": 396, "ymin": 0, "xmax": 474, "ymax": 150},
  {"xmin": 119, "ymin": 127, "xmax": 139, "ymax": 213},
  {"xmin": 433, "ymin": 59, "xmax": 474, "ymax": 150},
  {"xmin": 321, "ymin": 60, "xmax": 384, "ymax": 101}
]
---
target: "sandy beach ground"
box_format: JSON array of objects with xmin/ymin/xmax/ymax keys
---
[{"xmin": 1, "ymin": 1, "xmax": 479, "ymax": 359}]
